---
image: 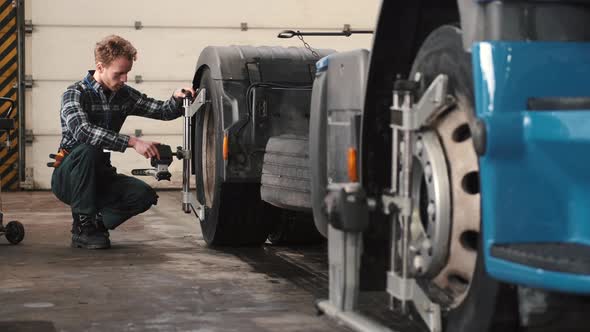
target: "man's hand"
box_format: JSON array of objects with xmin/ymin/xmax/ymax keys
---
[
  {"xmin": 173, "ymin": 87, "xmax": 196, "ymax": 101},
  {"xmin": 128, "ymin": 136, "xmax": 160, "ymax": 160}
]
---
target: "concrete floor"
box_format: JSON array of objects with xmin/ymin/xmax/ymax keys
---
[
  {"xmin": 3, "ymin": 191, "xmax": 581, "ymax": 332},
  {"xmin": 0, "ymin": 191, "xmax": 355, "ymax": 332}
]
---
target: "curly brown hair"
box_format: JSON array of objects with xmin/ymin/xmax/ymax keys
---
[{"xmin": 94, "ymin": 35, "xmax": 137, "ymax": 65}]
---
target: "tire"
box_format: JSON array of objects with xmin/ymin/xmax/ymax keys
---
[
  {"xmin": 193, "ymin": 68, "xmax": 271, "ymax": 246},
  {"xmin": 444, "ymin": 245, "xmax": 518, "ymax": 332},
  {"xmin": 261, "ymin": 135, "xmax": 325, "ymax": 245},
  {"xmin": 410, "ymin": 26, "xmax": 518, "ymax": 331},
  {"xmin": 517, "ymin": 288, "xmax": 590, "ymax": 331},
  {"xmin": 267, "ymin": 209, "xmax": 325, "ymax": 245},
  {"xmin": 261, "ymin": 135, "xmax": 311, "ymax": 211},
  {"xmin": 5, "ymin": 220, "xmax": 25, "ymax": 245}
]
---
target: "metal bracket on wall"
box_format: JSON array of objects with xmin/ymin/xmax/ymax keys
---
[
  {"xmin": 19, "ymin": 167, "xmax": 33, "ymax": 190},
  {"xmin": 24, "ymin": 75, "xmax": 33, "ymax": 88},
  {"xmin": 12, "ymin": 75, "xmax": 34, "ymax": 89},
  {"xmin": 24, "ymin": 19, "xmax": 32, "ymax": 33},
  {"xmin": 134, "ymin": 75, "xmax": 143, "ymax": 84},
  {"xmin": 12, "ymin": 75, "xmax": 32, "ymax": 89},
  {"xmin": 241, "ymin": 22, "xmax": 248, "ymax": 31},
  {"xmin": 343, "ymin": 24, "xmax": 351, "ymax": 34},
  {"xmin": 134, "ymin": 21, "xmax": 143, "ymax": 30},
  {"xmin": 24, "ymin": 129, "xmax": 33, "ymax": 145}
]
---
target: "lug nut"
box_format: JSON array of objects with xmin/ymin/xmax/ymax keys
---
[
  {"xmin": 415, "ymin": 140, "xmax": 423, "ymax": 154},
  {"xmin": 414, "ymin": 72, "xmax": 422, "ymax": 82},
  {"xmin": 413, "ymin": 255, "xmax": 425, "ymax": 273},
  {"xmin": 427, "ymin": 202, "xmax": 435, "ymax": 216},
  {"xmin": 422, "ymin": 239, "xmax": 432, "ymax": 251},
  {"xmin": 424, "ymin": 164, "xmax": 432, "ymax": 183}
]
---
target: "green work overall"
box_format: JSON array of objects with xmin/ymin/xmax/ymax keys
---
[{"xmin": 51, "ymin": 144, "xmax": 158, "ymax": 229}]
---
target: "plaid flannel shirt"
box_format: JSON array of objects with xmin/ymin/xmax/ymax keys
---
[{"xmin": 59, "ymin": 71, "xmax": 183, "ymax": 152}]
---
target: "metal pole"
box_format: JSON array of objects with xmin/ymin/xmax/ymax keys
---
[
  {"xmin": 182, "ymin": 97, "xmax": 192, "ymax": 213},
  {"xmin": 389, "ymin": 93, "xmax": 400, "ymax": 311},
  {"xmin": 399, "ymin": 91, "xmax": 414, "ymax": 314},
  {"xmin": 16, "ymin": 0, "xmax": 25, "ymax": 186}
]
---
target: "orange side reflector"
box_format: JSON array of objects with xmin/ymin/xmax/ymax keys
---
[
  {"xmin": 223, "ymin": 134, "xmax": 229, "ymax": 161},
  {"xmin": 348, "ymin": 147, "xmax": 358, "ymax": 182}
]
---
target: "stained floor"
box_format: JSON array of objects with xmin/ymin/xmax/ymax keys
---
[
  {"xmin": 2, "ymin": 191, "xmax": 582, "ymax": 332},
  {"xmin": 0, "ymin": 191, "xmax": 354, "ymax": 332}
]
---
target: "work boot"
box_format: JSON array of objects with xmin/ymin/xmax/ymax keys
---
[
  {"xmin": 95, "ymin": 212, "xmax": 110, "ymax": 239},
  {"xmin": 71, "ymin": 214, "xmax": 111, "ymax": 249}
]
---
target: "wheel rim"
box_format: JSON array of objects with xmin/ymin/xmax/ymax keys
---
[
  {"xmin": 399, "ymin": 95, "xmax": 479, "ymax": 308},
  {"xmin": 202, "ymin": 104, "xmax": 217, "ymax": 207},
  {"xmin": 407, "ymin": 131, "xmax": 451, "ymax": 278},
  {"xmin": 427, "ymin": 100, "xmax": 480, "ymax": 308}
]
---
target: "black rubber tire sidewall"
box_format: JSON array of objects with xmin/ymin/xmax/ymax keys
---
[
  {"xmin": 194, "ymin": 69, "xmax": 271, "ymax": 246},
  {"xmin": 267, "ymin": 210, "xmax": 324, "ymax": 246},
  {"xmin": 194, "ymin": 69, "xmax": 224, "ymax": 244},
  {"xmin": 410, "ymin": 25, "xmax": 475, "ymax": 117}
]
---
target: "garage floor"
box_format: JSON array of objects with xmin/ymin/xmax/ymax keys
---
[
  {"xmin": 3, "ymin": 191, "xmax": 583, "ymax": 332},
  {"xmin": 0, "ymin": 191, "xmax": 357, "ymax": 332}
]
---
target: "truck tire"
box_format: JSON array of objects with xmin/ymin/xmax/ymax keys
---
[
  {"xmin": 194, "ymin": 68, "xmax": 271, "ymax": 246},
  {"xmin": 409, "ymin": 25, "xmax": 518, "ymax": 331},
  {"xmin": 267, "ymin": 209, "xmax": 325, "ymax": 245},
  {"xmin": 261, "ymin": 135, "xmax": 324, "ymax": 244},
  {"xmin": 261, "ymin": 135, "xmax": 311, "ymax": 211}
]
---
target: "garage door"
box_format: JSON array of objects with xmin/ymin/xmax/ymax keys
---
[{"xmin": 25, "ymin": 0, "xmax": 379, "ymax": 189}]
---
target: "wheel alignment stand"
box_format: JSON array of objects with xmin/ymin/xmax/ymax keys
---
[
  {"xmin": 317, "ymin": 75, "xmax": 453, "ymax": 332},
  {"xmin": 0, "ymin": 97, "xmax": 24, "ymax": 244},
  {"xmin": 178, "ymin": 89, "xmax": 208, "ymax": 220}
]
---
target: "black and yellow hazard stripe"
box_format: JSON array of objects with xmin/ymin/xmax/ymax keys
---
[{"xmin": 0, "ymin": 0, "xmax": 18, "ymax": 190}]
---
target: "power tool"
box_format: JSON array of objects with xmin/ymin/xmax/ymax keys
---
[
  {"xmin": 131, "ymin": 144, "xmax": 178, "ymax": 181},
  {"xmin": 131, "ymin": 92, "xmax": 197, "ymax": 181}
]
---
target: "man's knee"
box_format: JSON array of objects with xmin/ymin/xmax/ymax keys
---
[
  {"xmin": 98, "ymin": 184, "xmax": 158, "ymax": 230},
  {"xmin": 135, "ymin": 185, "xmax": 158, "ymax": 212},
  {"xmin": 144, "ymin": 186, "xmax": 158, "ymax": 206},
  {"xmin": 51, "ymin": 171, "xmax": 69, "ymax": 205}
]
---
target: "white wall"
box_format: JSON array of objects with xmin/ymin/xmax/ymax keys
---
[{"xmin": 25, "ymin": 0, "xmax": 381, "ymax": 189}]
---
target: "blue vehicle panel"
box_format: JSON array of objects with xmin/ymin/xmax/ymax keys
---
[{"xmin": 473, "ymin": 41, "xmax": 590, "ymax": 293}]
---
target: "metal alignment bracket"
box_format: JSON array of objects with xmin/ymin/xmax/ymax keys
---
[
  {"xmin": 393, "ymin": 74, "xmax": 455, "ymax": 131},
  {"xmin": 387, "ymin": 272, "xmax": 442, "ymax": 332},
  {"xmin": 380, "ymin": 74, "xmax": 452, "ymax": 332},
  {"xmin": 183, "ymin": 191, "xmax": 204, "ymax": 221},
  {"xmin": 187, "ymin": 88, "xmax": 207, "ymax": 117},
  {"xmin": 180, "ymin": 88, "xmax": 207, "ymax": 221},
  {"xmin": 176, "ymin": 147, "xmax": 191, "ymax": 160},
  {"xmin": 381, "ymin": 194, "xmax": 411, "ymax": 217}
]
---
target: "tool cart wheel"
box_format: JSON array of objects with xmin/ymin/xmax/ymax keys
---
[
  {"xmin": 5, "ymin": 220, "xmax": 24, "ymax": 244},
  {"xmin": 409, "ymin": 25, "xmax": 519, "ymax": 331},
  {"xmin": 193, "ymin": 68, "xmax": 272, "ymax": 246}
]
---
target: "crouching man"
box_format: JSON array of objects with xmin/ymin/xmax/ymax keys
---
[{"xmin": 51, "ymin": 35, "xmax": 194, "ymax": 249}]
